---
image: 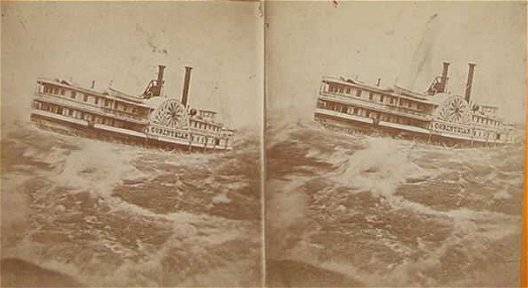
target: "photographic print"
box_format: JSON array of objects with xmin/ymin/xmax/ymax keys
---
[
  {"xmin": 265, "ymin": 1, "xmax": 526, "ymax": 287},
  {"xmin": 1, "ymin": 0, "xmax": 526, "ymax": 287},
  {"xmin": 1, "ymin": 1, "xmax": 263, "ymax": 286}
]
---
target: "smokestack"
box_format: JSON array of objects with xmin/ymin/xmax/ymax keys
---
[
  {"xmin": 181, "ymin": 66, "xmax": 192, "ymax": 107},
  {"xmin": 464, "ymin": 63, "xmax": 476, "ymax": 103},
  {"xmin": 440, "ymin": 62, "xmax": 449, "ymax": 92},
  {"xmin": 376, "ymin": 78, "xmax": 381, "ymax": 87},
  {"xmin": 155, "ymin": 65, "xmax": 166, "ymax": 96},
  {"xmin": 91, "ymin": 80, "xmax": 95, "ymax": 89}
]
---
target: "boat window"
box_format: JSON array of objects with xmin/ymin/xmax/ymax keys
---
[
  {"xmin": 356, "ymin": 89, "xmax": 362, "ymax": 97},
  {"xmin": 366, "ymin": 111, "xmax": 370, "ymax": 117},
  {"xmin": 380, "ymin": 95, "xmax": 384, "ymax": 103},
  {"xmin": 408, "ymin": 101, "xmax": 412, "ymax": 108},
  {"xmin": 105, "ymin": 99, "xmax": 111, "ymax": 107},
  {"xmin": 369, "ymin": 92, "xmax": 373, "ymax": 100},
  {"xmin": 338, "ymin": 86, "xmax": 344, "ymax": 93},
  {"xmin": 54, "ymin": 88, "xmax": 59, "ymax": 94},
  {"xmin": 71, "ymin": 91, "xmax": 76, "ymax": 99},
  {"xmin": 95, "ymin": 97, "xmax": 99, "ymax": 105},
  {"xmin": 389, "ymin": 97, "xmax": 394, "ymax": 104},
  {"xmin": 346, "ymin": 87, "xmax": 351, "ymax": 94},
  {"xmin": 83, "ymin": 94, "xmax": 88, "ymax": 102},
  {"xmin": 60, "ymin": 89, "xmax": 65, "ymax": 95},
  {"xmin": 353, "ymin": 107, "xmax": 358, "ymax": 114}
]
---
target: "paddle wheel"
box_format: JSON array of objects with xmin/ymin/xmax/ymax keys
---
[
  {"xmin": 149, "ymin": 98, "xmax": 190, "ymax": 129},
  {"xmin": 434, "ymin": 95, "xmax": 471, "ymax": 125}
]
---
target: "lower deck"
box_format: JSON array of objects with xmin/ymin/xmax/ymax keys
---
[
  {"xmin": 314, "ymin": 110, "xmax": 511, "ymax": 147},
  {"xmin": 30, "ymin": 110, "xmax": 232, "ymax": 152}
]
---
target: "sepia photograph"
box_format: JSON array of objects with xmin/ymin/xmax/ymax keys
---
[
  {"xmin": 1, "ymin": 0, "xmax": 527, "ymax": 287},
  {"xmin": 265, "ymin": 1, "xmax": 526, "ymax": 287},
  {"xmin": 1, "ymin": 1, "xmax": 263, "ymax": 286}
]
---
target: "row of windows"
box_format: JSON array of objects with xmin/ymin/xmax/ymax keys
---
[
  {"xmin": 33, "ymin": 101, "xmax": 136, "ymax": 129},
  {"xmin": 191, "ymin": 135, "xmax": 221, "ymax": 145},
  {"xmin": 326, "ymin": 83, "xmax": 425, "ymax": 111},
  {"xmin": 42, "ymin": 84, "xmax": 145, "ymax": 116},
  {"xmin": 34, "ymin": 100, "xmax": 229, "ymax": 145},
  {"xmin": 473, "ymin": 116, "xmax": 500, "ymax": 127},
  {"xmin": 473, "ymin": 129, "xmax": 501, "ymax": 140},
  {"xmin": 318, "ymin": 100, "xmax": 422, "ymax": 127},
  {"xmin": 191, "ymin": 120, "xmax": 221, "ymax": 132}
]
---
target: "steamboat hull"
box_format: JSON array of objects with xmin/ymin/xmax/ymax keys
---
[
  {"xmin": 31, "ymin": 112, "xmax": 232, "ymax": 152},
  {"xmin": 314, "ymin": 112, "xmax": 508, "ymax": 148}
]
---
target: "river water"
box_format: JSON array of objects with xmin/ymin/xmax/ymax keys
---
[
  {"xmin": 266, "ymin": 117, "xmax": 524, "ymax": 287},
  {"xmin": 1, "ymin": 117, "xmax": 524, "ymax": 287},
  {"xmin": 1, "ymin": 120, "xmax": 262, "ymax": 287}
]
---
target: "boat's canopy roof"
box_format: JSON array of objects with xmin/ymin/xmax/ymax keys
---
[
  {"xmin": 108, "ymin": 87, "xmax": 144, "ymax": 103},
  {"xmin": 426, "ymin": 92, "xmax": 454, "ymax": 106},
  {"xmin": 143, "ymin": 96, "xmax": 180, "ymax": 109},
  {"xmin": 38, "ymin": 77, "xmax": 151, "ymax": 108},
  {"xmin": 323, "ymin": 76, "xmax": 435, "ymax": 104}
]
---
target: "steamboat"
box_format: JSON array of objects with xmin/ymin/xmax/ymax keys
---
[
  {"xmin": 314, "ymin": 62, "xmax": 516, "ymax": 147},
  {"xmin": 30, "ymin": 65, "xmax": 234, "ymax": 151}
]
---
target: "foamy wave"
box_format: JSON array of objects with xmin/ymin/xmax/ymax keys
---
[{"xmin": 328, "ymin": 137, "xmax": 433, "ymax": 198}]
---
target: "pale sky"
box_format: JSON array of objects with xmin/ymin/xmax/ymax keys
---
[
  {"xmin": 266, "ymin": 1, "xmax": 526, "ymax": 123},
  {"xmin": 1, "ymin": 1, "xmax": 263, "ymax": 129},
  {"xmin": 1, "ymin": 1, "xmax": 526, "ymax": 129}
]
